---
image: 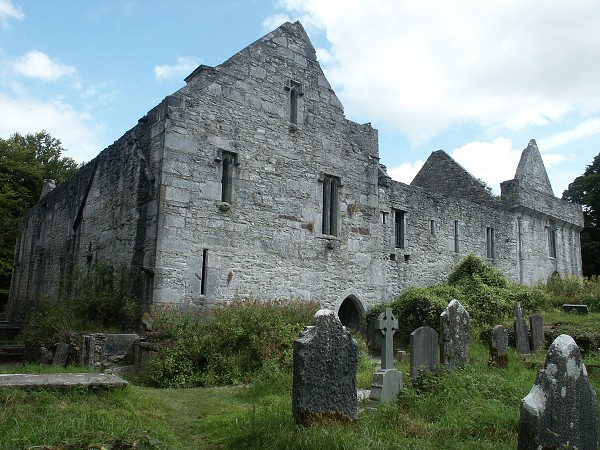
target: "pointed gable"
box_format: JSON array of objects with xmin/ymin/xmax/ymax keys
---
[
  {"xmin": 513, "ymin": 139, "xmax": 554, "ymax": 196},
  {"xmin": 411, "ymin": 150, "xmax": 494, "ymax": 204}
]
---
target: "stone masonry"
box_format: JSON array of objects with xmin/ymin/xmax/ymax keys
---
[{"xmin": 5, "ymin": 22, "xmax": 584, "ymax": 328}]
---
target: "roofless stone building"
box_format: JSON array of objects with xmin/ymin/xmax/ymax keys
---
[{"xmin": 6, "ymin": 22, "xmax": 583, "ymax": 328}]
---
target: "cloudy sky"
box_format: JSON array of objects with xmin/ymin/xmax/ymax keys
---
[{"xmin": 1, "ymin": 1, "xmax": 600, "ymax": 195}]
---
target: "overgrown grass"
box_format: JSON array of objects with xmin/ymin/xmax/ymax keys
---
[{"xmin": 2, "ymin": 335, "xmax": 597, "ymax": 450}]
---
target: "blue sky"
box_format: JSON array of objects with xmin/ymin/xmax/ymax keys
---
[{"xmin": 1, "ymin": 1, "xmax": 600, "ymax": 196}]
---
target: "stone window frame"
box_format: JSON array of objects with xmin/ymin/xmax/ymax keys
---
[
  {"xmin": 394, "ymin": 209, "xmax": 407, "ymax": 249},
  {"xmin": 454, "ymin": 220, "xmax": 460, "ymax": 253},
  {"xmin": 486, "ymin": 227, "xmax": 496, "ymax": 260},
  {"xmin": 214, "ymin": 149, "xmax": 240, "ymax": 210},
  {"xmin": 285, "ymin": 80, "xmax": 304, "ymax": 131},
  {"xmin": 200, "ymin": 248, "xmax": 209, "ymax": 296},
  {"xmin": 547, "ymin": 222, "xmax": 557, "ymax": 259},
  {"xmin": 319, "ymin": 172, "xmax": 342, "ymax": 237},
  {"xmin": 429, "ymin": 219, "xmax": 436, "ymax": 236}
]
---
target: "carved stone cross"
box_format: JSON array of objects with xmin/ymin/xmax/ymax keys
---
[{"xmin": 376, "ymin": 308, "xmax": 399, "ymax": 370}]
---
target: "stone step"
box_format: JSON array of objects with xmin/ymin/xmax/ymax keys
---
[{"xmin": 0, "ymin": 373, "xmax": 128, "ymax": 390}]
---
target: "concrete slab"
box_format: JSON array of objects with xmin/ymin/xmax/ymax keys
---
[{"xmin": 0, "ymin": 373, "xmax": 128, "ymax": 389}]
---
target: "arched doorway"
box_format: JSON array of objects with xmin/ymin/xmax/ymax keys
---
[{"xmin": 337, "ymin": 296, "xmax": 363, "ymax": 332}]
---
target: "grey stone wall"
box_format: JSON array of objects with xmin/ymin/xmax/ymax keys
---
[{"xmin": 5, "ymin": 21, "xmax": 584, "ymax": 325}]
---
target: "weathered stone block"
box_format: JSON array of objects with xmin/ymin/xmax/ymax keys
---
[
  {"xmin": 439, "ymin": 299, "xmax": 470, "ymax": 369},
  {"xmin": 518, "ymin": 334, "xmax": 598, "ymax": 450},
  {"xmin": 292, "ymin": 309, "xmax": 358, "ymax": 425}
]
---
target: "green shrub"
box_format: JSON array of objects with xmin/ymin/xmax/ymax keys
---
[
  {"xmin": 448, "ymin": 254, "xmax": 509, "ymax": 289},
  {"xmin": 144, "ymin": 299, "xmax": 319, "ymax": 388},
  {"xmin": 21, "ymin": 262, "xmax": 139, "ymax": 347},
  {"xmin": 543, "ymin": 275, "xmax": 600, "ymax": 312}
]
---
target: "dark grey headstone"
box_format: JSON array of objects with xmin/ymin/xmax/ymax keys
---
[
  {"xmin": 513, "ymin": 302, "xmax": 530, "ymax": 355},
  {"xmin": 292, "ymin": 309, "xmax": 358, "ymax": 425},
  {"xmin": 518, "ymin": 334, "xmax": 598, "ymax": 450},
  {"xmin": 529, "ymin": 314, "xmax": 544, "ymax": 351},
  {"xmin": 409, "ymin": 326, "xmax": 438, "ymax": 380},
  {"xmin": 489, "ymin": 324, "xmax": 509, "ymax": 367},
  {"xmin": 52, "ymin": 342, "xmax": 70, "ymax": 367},
  {"xmin": 80, "ymin": 335, "xmax": 95, "ymax": 368},
  {"xmin": 439, "ymin": 299, "xmax": 470, "ymax": 369}
]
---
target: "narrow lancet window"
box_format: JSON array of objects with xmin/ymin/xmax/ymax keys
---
[
  {"xmin": 454, "ymin": 220, "xmax": 460, "ymax": 253},
  {"xmin": 322, "ymin": 175, "xmax": 339, "ymax": 236},
  {"xmin": 394, "ymin": 210, "xmax": 406, "ymax": 249},
  {"xmin": 201, "ymin": 249, "xmax": 209, "ymax": 295},
  {"xmin": 548, "ymin": 222, "xmax": 557, "ymax": 258},
  {"xmin": 221, "ymin": 152, "xmax": 235, "ymax": 204},
  {"xmin": 486, "ymin": 227, "xmax": 495, "ymax": 260}
]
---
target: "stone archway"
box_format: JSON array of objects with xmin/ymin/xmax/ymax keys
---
[{"xmin": 337, "ymin": 296, "xmax": 363, "ymax": 332}]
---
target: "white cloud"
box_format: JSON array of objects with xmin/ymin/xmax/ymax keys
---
[
  {"xmin": 387, "ymin": 160, "xmax": 424, "ymax": 185},
  {"xmin": 262, "ymin": 13, "xmax": 291, "ymax": 32},
  {"xmin": 13, "ymin": 50, "xmax": 77, "ymax": 81},
  {"xmin": 153, "ymin": 56, "xmax": 202, "ymax": 82},
  {"xmin": 0, "ymin": 91, "xmax": 105, "ymax": 163},
  {"xmin": 274, "ymin": 0, "xmax": 600, "ymax": 146},
  {"xmin": 539, "ymin": 118, "xmax": 600, "ymax": 150},
  {"xmin": 450, "ymin": 138, "xmax": 522, "ymax": 193},
  {"xmin": 0, "ymin": 0, "xmax": 24, "ymax": 26}
]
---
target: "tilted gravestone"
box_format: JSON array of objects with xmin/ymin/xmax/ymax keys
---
[
  {"xmin": 292, "ymin": 309, "xmax": 358, "ymax": 425},
  {"xmin": 52, "ymin": 342, "xmax": 70, "ymax": 367},
  {"xmin": 369, "ymin": 308, "xmax": 403, "ymax": 403},
  {"xmin": 410, "ymin": 326, "xmax": 438, "ymax": 380},
  {"xmin": 529, "ymin": 313, "xmax": 544, "ymax": 351},
  {"xmin": 489, "ymin": 325, "xmax": 509, "ymax": 367},
  {"xmin": 518, "ymin": 334, "xmax": 598, "ymax": 450},
  {"xmin": 513, "ymin": 302, "xmax": 530, "ymax": 355},
  {"xmin": 439, "ymin": 299, "xmax": 470, "ymax": 369}
]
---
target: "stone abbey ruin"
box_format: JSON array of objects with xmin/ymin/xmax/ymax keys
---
[{"xmin": 5, "ymin": 22, "xmax": 583, "ymax": 329}]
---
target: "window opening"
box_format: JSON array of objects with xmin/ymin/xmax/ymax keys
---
[
  {"xmin": 201, "ymin": 249, "xmax": 209, "ymax": 295},
  {"xmin": 454, "ymin": 220, "xmax": 460, "ymax": 253},
  {"xmin": 322, "ymin": 175, "xmax": 339, "ymax": 236},
  {"xmin": 430, "ymin": 219, "xmax": 436, "ymax": 236},
  {"xmin": 394, "ymin": 209, "xmax": 406, "ymax": 248},
  {"xmin": 548, "ymin": 222, "xmax": 557, "ymax": 258},
  {"xmin": 221, "ymin": 152, "xmax": 236, "ymax": 204},
  {"xmin": 381, "ymin": 211, "xmax": 389, "ymax": 224},
  {"xmin": 286, "ymin": 80, "xmax": 303, "ymax": 125},
  {"xmin": 486, "ymin": 227, "xmax": 495, "ymax": 260}
]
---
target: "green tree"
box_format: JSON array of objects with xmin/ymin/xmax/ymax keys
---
[
  {"xmin": 563, "ymin": 153, "xmax": 600, "ymax": 276},
  {"xmin": 0, "ymin": 131, "xmax": 78, "ymax": 305}
]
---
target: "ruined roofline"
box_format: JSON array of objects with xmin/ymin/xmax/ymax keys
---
[{"xmin": 184, "ymin": 21, "xmax": 317, "ymax": 86}]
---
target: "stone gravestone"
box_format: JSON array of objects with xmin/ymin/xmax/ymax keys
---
[
  {"xmin": 292, "ymin": 309, "xmax": 358, "ymax": 425},
  {"xmin": 518, "ymin": 334, "xmax": 598, "ymax": 450},
  {"xmin": 513, "ymin": 302, "xmax": 530, "ymax": 355},
  {"xmin": 488, "ymin": 325, "xmax": 509, "ymax": 367},
  {"xmin": 369, "ymin": 308, "xmax": 403, "ymax": 403},
  {"xmin": 52, "ymin": 342, "xmax": 70, "ymax": 367},
  {"xmin": 529, "ymin": 313, "xmax": 544, "ymax": 351},
  {"xmin": 439, "ymin": 299, "xmax": 470, "ymax": 369},
  {"xmin": 409, "ymin": 326, "xmax": 438, "ymax": 380}
]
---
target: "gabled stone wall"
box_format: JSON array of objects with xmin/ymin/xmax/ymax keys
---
[{"xmin": 5, "ymin": 22, "xmax": 584, "ymax": 326}]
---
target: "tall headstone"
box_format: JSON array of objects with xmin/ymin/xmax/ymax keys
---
[
  {"xmin": 52, "ymin": 342, "xmax": 70, "ymax": 367},
  {"xmin": 513, "ymin": 302, "xmax": 530, "ymax": 355},
  {"xmin": 369, "ymin": 308, "xmax": 403, "ymax": 403},
  {"xmin": 489, "ymin": 325, "xmax": 509, "ymax": 367},
  {"xmin": 518, "ymin": 334, "xmax": 598, "ymax": 450},
  {"xmin": 292, "ymin": 309, "xmax": 358, "ymax": 425},
  {"xmin": 529, "ymin": 313, "xmax": 544, "ymax": 351},
  {"xmin": 409, "ymin": 326, "xmax": 438, "ymax": 380},
  {"xmin": 439, "ymin": 299, "xmax": 470, "ymax": 369}
]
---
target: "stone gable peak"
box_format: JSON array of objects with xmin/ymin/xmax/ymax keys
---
[{"xmin": 514, "ymin": 139, "xmax": 554, "ymax": 196}]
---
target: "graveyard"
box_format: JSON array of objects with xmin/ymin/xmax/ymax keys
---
[{"xmin": 1, "ymin": 258, "xmax": 600, "ymax": 449}]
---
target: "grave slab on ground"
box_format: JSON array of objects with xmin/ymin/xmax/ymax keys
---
[{"xmin": 0, "ymin": 373, "xmax": 128, "ymax": 389}]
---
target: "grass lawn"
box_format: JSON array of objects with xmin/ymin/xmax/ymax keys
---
[{"xmin": 1, "ymin": 313, "xmax": 599, "ymax": 449}]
